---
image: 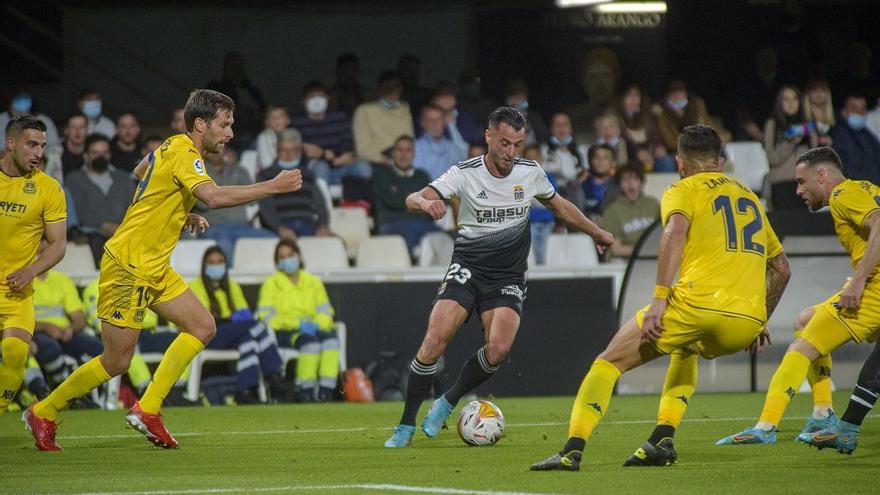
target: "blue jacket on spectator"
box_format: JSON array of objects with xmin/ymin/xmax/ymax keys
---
[{"xmin": 830, "ymin": 122, "xmax": 880, "ymax": 184}]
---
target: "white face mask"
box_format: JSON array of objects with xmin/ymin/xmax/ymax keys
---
[{"xmin": 305, "ymin": 95, "xmax": 328, "ymax": 114}]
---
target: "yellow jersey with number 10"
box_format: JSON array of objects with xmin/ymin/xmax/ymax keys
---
[
  {"xmin": 828, "ymin": 180, "xmax": 880, "ymax": 271},
  {"xmin": 104, "ymin": 134, "xmax": 214, "ymax": 283},
  {"xmin": 661, "ymin": 172, "xmax": 782, "ymax": 323}
]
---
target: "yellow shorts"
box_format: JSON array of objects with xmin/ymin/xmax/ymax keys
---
[
  {"xmin": 636, "ymin": 301, "xmax": 763, "ymax": 359},
  {"xmin": 96, "ymin": 253, "xmax": 188, "ymax": 330},
  {"xmin": 0, "ymin": 290, "xmax": 35, "ymax": 334},
  {"xmin": 800, "ymin": 282, "xmax": 880, "ymax": 356}
]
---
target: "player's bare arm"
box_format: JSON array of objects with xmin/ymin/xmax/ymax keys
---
[
  {"xmin": 406, "ymin": 186, "xmax": 447, "ymax": 220},
  {"xmin": 543, "ymin": 194, "xmax": 614, "ymax": 253},
  {"xmin": 193, "ymin": 169, "xmax": 303, "ymax": 209},
  {"xmin": 750, "ymin": 252, "xmax": 791, "ymax": 353},
  {"xmin": 133, "ymin": 155, "xmax": 149, "ymax": 181},
  {"xmin": 839, "ymin": 210, "xmax": 880, "ymax": 309},
  {"xmin": 641, "ymin": 213, "xmax": 689, "ymax": 342},
  {"xmin": 7, "ymin": 221, "xmax": 66, "ymax": 292}
]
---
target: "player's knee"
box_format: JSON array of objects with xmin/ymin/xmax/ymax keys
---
[
  {"xmin": 485, "ymin": 341, "xmax": 511, "ymax": 365},
  {"xmin": 419, "ymin": 333, "xmax": 448, "ymax": 361},
  {"xmin": 794, "ymin": 308, "xmax": 813, "ymax": 332},
  {"xmin": 190, "ymin": 317, "xmax": 217, "ymax": 344},
  {"xmin": 788, "ymin": 338, "xmax": 820, "ymax": 361},
  {"xmin": 1, "ymin": 337, "xmax": 29, "ymax": 369},
  {"xmin": 100, "ymin": 352, "xmax": 132, "ymax": 376}
]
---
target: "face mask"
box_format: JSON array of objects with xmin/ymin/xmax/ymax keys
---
[
  {"xmin": 12, "ymin": 95, "xmax": 32, "ymax": 114},
  {"xmin": 82, "ymin": 100, "xmax": 102, "ymax": 119},
  {"xmin": 598, "ymin": 137, "xmax": 620, "ymax": 148},
  {"xmin": 205, "ymin": 264, "xmax": 226, "ymax": 281},
  {"xmin": 380, "ymin": 98, "xmax": 401, "ymax": 110},
  {"xmin": 550, "ymin": 135, "xmax": 573, "ymax": 146},
  {"xmin": 91, "ymin": 157, "xmax": 110, "ymax": 172},
  {"xmin": 847, "ymin": 114, "xmax": 867, "ymax": 130},
  {"xmin": 509, "ymin": 100, "xmax": 528, "ymax": 111},
  {"xmin": 277, "ymin": 159, "xmax": 300, "ymax": 169},
  {"xmin": 277, "ymin": 256, "xmax": 300, "ymax": 274},
  {"xmin": 667, "ymin": 98, "xmax": 688, "ymax": 111},
  {"xmin": 305, "ymin": 95, "xmax": 328, "ymax": 114}
]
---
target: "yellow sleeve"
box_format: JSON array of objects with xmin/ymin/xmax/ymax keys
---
[
  {"xmin": 188, "ymin": 278, "xmax": 211, "ymax": 310},
  {"xmin": 173, "ymin": 152, "xmax": 214, "ymax": 194},
  {"xmin": 82, "ymin": 281, "xmax": 99, "ymax": 330},
  {"xmin": 310, "ymin": 275, "xmax": 334, "ymax": 330},
  {"xmin": 43, "ymin": 181, "xmax": 67, "ymax": 224},
  {"xmin": 830, "ymin": 183, "xmax": 880, "ymax": 228},
  {"xmin": 61, "ymin": 274, "xmax": 83, "ymax": 316},
  {"xmin": 256, "ymin": 278, "xmax": 275, "ymax": 322},
  {"xmin": 230, "ymin": 280, "xmax": 250, "ymax": 312},
  {"xmin": 660, "ymin": 182, "xmax": 694, "ymax": 225}
]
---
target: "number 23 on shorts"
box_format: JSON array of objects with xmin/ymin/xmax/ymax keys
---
[{"xmin": 445, "ymin": 263, "xmax": 473, "ymax": 284}]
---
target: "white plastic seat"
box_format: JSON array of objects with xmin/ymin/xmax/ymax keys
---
[
  {"xmin": 356, "ymin": 235, "xmax": 411, "ymax": 268},
  {"xmin": 239, "ymin": 150, "xmax": 258, "ymax": 181},
  {"xmin": 545, "ymin": 233, "xmax": 599, "ymax": 267},
  {"xmin": 170, "ymin": 239, "xmax": 217, "ymax": 277},
  {"xmin": 417, "ymin": 232, "xmax": 455, "ymax": 267},
  {"xmin": 231, "ymin": 237, "xmax": 279, "ymax": 273},
  {"xmin": 298, "ymin": 236, "xmax": 350, "ymax": 271},
  {"xmin": 725, "ymin": 141, "xmax": 770, "ymax": 194},
  {"xmin": 331, "ymin": 207, "xmax": 371, "ymax": 258},
  {"xmin": 643, "ymin": 172, "xmax": 679, "ymax": 201},
  {"xmin": 54, "ymin": 243, "xmax": 96, "ymax": 275}
]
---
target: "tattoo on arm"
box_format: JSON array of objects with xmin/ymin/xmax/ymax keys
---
[{"xmin": 765, "ymin": 253, "xmax": 791, "ymax": 319}]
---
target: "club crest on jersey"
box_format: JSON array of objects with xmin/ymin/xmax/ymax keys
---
[
  {"xmin": 134, "ymin": 309, "xmax": 145, "ymax": 323},
  {"xmin": 513, "ymin": 185, "xmax": 524, "ymax": 201},
  {"xmin": 23, "ymin": 180, "xmax": 36, "ymax": 194},
  {"xmin": 193, "ymin": 159, "xmax": 205, "ymax": 176}
]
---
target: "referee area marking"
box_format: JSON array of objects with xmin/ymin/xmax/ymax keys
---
[{"xmin": 64, "ymin": 484, "xmax": 561, "ymax": 495}]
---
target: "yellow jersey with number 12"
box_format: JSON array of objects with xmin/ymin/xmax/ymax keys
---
[
  {"xmin": 104, "ymin": 134, "xmax": 214, "ymax": 283},
  {"xmin": 661, "ymin": 172, "xmax": 782, "ymax": 323}
]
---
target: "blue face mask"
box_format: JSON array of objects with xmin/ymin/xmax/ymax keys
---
[
  {"xmin": 277, "ymin": 256, "xmax": 300, "ymax": 274},
  {"xmin": 12, "ymin": 95, "xmax": 32, "ymax": 114},
  {"xmin": 508, "ymin": 100, "xmax": 528, "ymax": 111},
  {"xmin": 82, "ymin": 100, "xmax": 102, "ymax": 119},
  {"xmin": 847, "ymin": 114, "xmax": 868, "ymax": 130},
  {"xmin": 667, "ymin": 98, "xmax": 688, "ymax": 111},
  {"xmin": 277, "ymin": 159, "xmax": 300, "ymax": 169},
  {"xmin": 550, "ymin": 135, "xmax": 573, "ymax": 146},
  {"xmin": 380, "ymin": 98, "xmax": 401, "ymax": 110},
  {"xmin": 205, "ymin": 264, "xmax": 226, "ymax": 281}
]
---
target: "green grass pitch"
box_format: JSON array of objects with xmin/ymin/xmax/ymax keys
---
[{"xmin": 1, "ymin": 391, "xmax": 876, "ymax": 495}]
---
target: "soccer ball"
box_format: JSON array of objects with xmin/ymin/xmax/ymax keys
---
[{"xmin": 456, "ymin": 400, "xmax": 505, "ymax": 446}]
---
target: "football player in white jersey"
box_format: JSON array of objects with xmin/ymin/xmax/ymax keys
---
[{"xmin": 385, "ymin": 107, "xmax": 614, "ymax": 447}]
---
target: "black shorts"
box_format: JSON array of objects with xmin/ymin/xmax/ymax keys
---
[{"xmin": 433, "ymin": 262, "xmax": 527, "ymax": 317}]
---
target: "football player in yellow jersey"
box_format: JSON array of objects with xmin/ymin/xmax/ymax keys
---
[
  {"xmin": 0, "ymin": 116, "xmax": 67, "ymax": 417},
  {"xmin": 24, "ymin": 89, "xmax": 302, "ymax": 451},
  {"xmin": 719, "ymin": 147, "xmax": 880, "ymax": 451},
  {"xmin": 531, "ymin": 125, "xmax": 791, "ymax": 471}
]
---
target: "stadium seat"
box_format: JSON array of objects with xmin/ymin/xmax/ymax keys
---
[
  {"xmin": 170, "ymin": 239, "xmax": 217, "ymax": 277},
  {"xmin": 331, "ymin": 207, "xmax": 371, "ymax": 258},
  {"xmin": 725, "ymin": 141, "xmax": 770, "ymax": 194},
  {"xmin": 231, "ymin": 237, "xmax": 279, "ymax": 273},
  {"xmin": 643, "ymin": 172, "xmax": 678, "ymax": 201},
  {"xmin": 356, "ymin": 235, "xmax": 411, "ymax": 268},
  {"xmin": 417, "ymin": 232, "xmax": 455, "ymax": 267},
  {"xmin": 298, "ymin": 236, "xmax": 350, "ymax": 270},
  {"xmin": 239, "ymin": 150, "xmax": 258, "ymax": 180},
  {"xmin": 545, "ymin": 233, "xmax": 599, "ymax": 267},
  {"xmin": 53, "ymin": 243, "xmax": 96, "ymax": 274}
]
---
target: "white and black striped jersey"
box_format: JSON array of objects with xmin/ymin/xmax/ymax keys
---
[{"xmin": 429, "ymin": 155, "xmax": 556, "ymax": 277}]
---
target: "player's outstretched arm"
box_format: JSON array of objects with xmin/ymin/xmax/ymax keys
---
[
  {"xmin": 406, "ymin": 187, "xmax": 447, "ymax": 220},
  {"xmin": 194, "ymin": 169, "xmax": 303, "ymax": 209},
  {"xmin": 543, "ymin": 194, "xmax": 614, "ymax": 253},
  {"xmin": 6, "ymin": 221, "xmax": 66, "ymax": 292},
  {"xmin": 840, "ymin": 211, "xmax": 880, "ymax": 309}
]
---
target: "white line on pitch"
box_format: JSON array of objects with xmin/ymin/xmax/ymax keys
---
[{"xmin": 62, "ymin": 483, "xmax": 562, "ymax": 495}]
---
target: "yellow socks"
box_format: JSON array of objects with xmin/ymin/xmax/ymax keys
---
[
  {"xmin": 140, "ymin": 333, "xmax": 204, "ymax": 414},
  {"xmin": 657, "ymin": 351, "xmax": 698, "ymax": 428},
  {"xmin": 568, "ymin": 359, "xmax": 621, "ymax": 441},
  {"xmin": 34, "ymin": 356, "xmax": 111, "ymax": 421},
  {"xmin": 0, "ymin": 337, "xmax": 29, "ymax": 414},
  {"xmin": 758, "ymin": 351, "xmax": 811, "ymax": 428},
  {"xmin": 808, "ymin": 355, "xmax": 833, "ymax": 414}
]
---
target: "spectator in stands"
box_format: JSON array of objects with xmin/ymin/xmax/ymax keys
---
[
  {"xmin": 195, "ymin": 149, "xmax": 275, "ymax": 263},
  {"xmin": 830, "ymin": 94, "xmax": 880, "ymax": 184},
  {"xmin": 190, "ymin": 247, "xmax": 296, "ymax": 404},
  {"xmin": 206, "ymin": 51, "xmax": 266, "ymax": 150},
  {"xmin": 540, "ymin": 112, "xmax": 586, "ymax": 196},
  {"xmin": 457, "ymin": 69, "xmax": 497, "ymax": 129},
  {"xmin": 600, "ymin": 163, "xmax": 660, "ymax": 260},
  {"xmin": 258, "ymin": 239, "xmax": 340, "ymax": 402},
  {"xmin": 352, "ymin": 70, "xmax": 414, "ymax": 166},
  {"xmin": 654, "ymin": 80, "xmax": 731, "ymax": 153},
  {"xmin": 733, "ymin": 45, "xmax": 784, "ymax": 142},
  {"xmin": 293, "ymin": 81, "xmax": 371, "ymax": 186},
  {"xmin": 428, "ymin": 82, "xmax": 483, "ymax": 154},
  {"xmin": 255, "ymin": 105, "xmax": 290, "ymax": 171},
  {"xmin": 615, "ymin": 83, "xmax": 674, "ymax": 172},
  {"xmin": 868, "ymin": 95, "xmax": 880, "ymax": 142},
  {"xmin": 764, "ymin": 85, "xmax": 813, "ymax": 209},
  {"xmin": 0, "ymin": 90, "xmax": 60, "ymax": 148},
  {"xmin": 468, "ymin": 143, "xmax": 487, "ymax": 158},
  {"xmin": 372, "ymin": 135, "xmax": 437, "ymax": 254},
  {"xmin": 803, "ymin": 78, "xmax": 835, "ymax": 146},
  {"xmin": 524, "ymin": 145, "xmax": 559, "ymax": 265},
  {"xmin": 110, "ymin": 112, "xmax": 143, "ymax": 172},
  {"xmin": 170, "ymin": 107, "xmax": 186, "ymax": 135},
  {"xmin": 573, "ymin": 143, "xmax": 618, "ymax": 220},
  {"xmin": 594, "ymin": 114, "xmax": 629, "ymax": 168},
  {"xmin": 60, "ymin": 113, "xmax": 87, "ymax": 176},
  {"xmin": 64, "ymin": 133, "xmax": 137, "ymax": 265},
  {"xmin": 78, "ymin": 89, "xmax": 115, "ymax": 138},
  {"xmin": 414, "ymin": 103, "xmax": 466, "ymax": 180},
  {"xmin": 832, "ymin": 42, "xmax": 878, "ymax": 106},
  {"xmin": 258, "ymin": 129, "xmax": 331, "ymax": 238},
  {"xmin": 399, "ymin": 54, "xmax": 432, "ymax": 122},
  {"xmin": 330, "ymin": 52, "xmax": 367, "ymax": 116},
  {"xmin": 568, "ymin": 47, "xmax": 622, "ymax": 144},
  {"xmin": 141, "ymin": 134, "xmax": 164, "ymax": 158},
  {"xmin": 504, "ymin": 79, "xmax": 548, "ymax": 145}
]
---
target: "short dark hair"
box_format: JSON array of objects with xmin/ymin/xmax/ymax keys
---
[
  {"xmin": 66, "ymin": 112, "xmax": 87, "ymax": 125},
  {"xmin": 432, "ymin": 81, "xmax": 458, "ymax": 98},
  {"xmin": 78, "ymin": 88, "xmax": 99, "ymax": 100},
  {"xmin": 378, "ymin": 70, "xmax": 400, "ymax": 86},
  {"xmin": 274, "ymin": 238, "xmax": 303, "ymax": 267},
  {"xmin": 677, "ymin": 125, "xmax": 721, "ymax": 161},
  {"xmin": 614, "ymin": 163, "xmax": 645, "ymax": 185},
  {"xmin": 303, "ymin": 80, "xmax": 327, "ymax": 96},
  {"xmin": 487, "ymin": 106, "xmax": 527, "ymax": 131},
  {"xmin": 184, "ymin": 89, "xmax": 235, "ymax": 132},
  {"xmin": 84, "ymin": 133, "xmax": 111, "ymax": 153},
  {"xmin": 588, "ymin": 143, "xmax": 616, "ymax": 164},
  {"xmin": 796, "ymin": 146, "xmax": 842, "ymax": 171},
  {"xmin": 5, "ymin": 115, "xmax": 47, "ymax": 139},
  {"xmin": 394, "ymin": 134, "xmax": 414, "ymax": 147},
  {"xmin": 116, "ymin": 111, "xmax": 140, "ymax": 125}
]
